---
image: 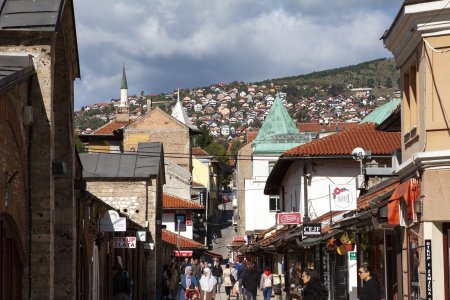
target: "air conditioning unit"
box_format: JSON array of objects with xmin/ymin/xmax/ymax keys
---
[{"xmin": 356, "ymin": 174, "xmax": 366, "ymax": 190}]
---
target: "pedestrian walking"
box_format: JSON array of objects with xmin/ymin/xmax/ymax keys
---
[
  {"xmin": 242, "ymin": 264, "xmax": 259, "ymax": 300},
  {"xmin": 301, "ymin": 269, "xmax": 328, "ymax": 300},
  {"xmin": 112, "ymin": 262, "xmax": 132, "ymax": 300},
  {"xmin": 180, "ymin": 266, "xmax": 199, "ymax": 300},
  {"xmin": 162, "ymin": 264, "xmax": 171, "ymax": 300},
  {"xmin": 259, "ymin": 266, "xmax": 273, "ymax": 300},
  {"xmin": 358, "ymin": 265, "xmax": 381, "ymax": 300},
  {"xmin": 237, "ymin": 260, "xmax": 249, "ymax": 300},
  {"xmin": 192, "ymin": 258, "xmax": 202, "ymax": 281},
  {"xmin": 223, "ymin": 263, "xmax": 234, "ymax": 299},
  {"xmin": 170, "ymin": 263, "xmax": 181, "ymax": 300},
  {"xmin": 211, "ymin": 258, "xmax": 223, "ymax": 293},
  {"xmin": 199, "ymin": 267, "xmax": 217, "ymax": 300}
]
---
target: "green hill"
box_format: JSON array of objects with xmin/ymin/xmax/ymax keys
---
[{"xmin": 260, "ymin": 57, "xmax": 399, "ymax": 99}]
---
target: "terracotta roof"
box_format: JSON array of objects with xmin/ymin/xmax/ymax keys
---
[
  {"xmin": 163, "ymin": 193, "xmax": 205, "ymax": 210},
  {"xmin": 283, "ymin": 123, "xmax": 400, "ymax": 157},
  {"xmin": 296, "ymin": 122, "xmax": 359, "ymax": 133},
  {"xmin": 162, "ymin": 229, "xmax": 206, "ymax": 249},
  {"xmin": 256, "ymin": 226, "xmax": 291, "ymax": 247},
  {"xmin": 192, "ymin": 147, "xmax": 210, "ymax": 156},
  {"xmin": 246, "ymin": 131, "xmax": 258, "ymax": 143},
  {"xmin": 92, "ymin": 120, "xmax": 130, "ymax": 135}
]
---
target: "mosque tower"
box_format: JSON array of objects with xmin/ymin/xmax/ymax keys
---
[{"xmin": 116, "ymin": 65, "xmax": 130, "ymax": 121}]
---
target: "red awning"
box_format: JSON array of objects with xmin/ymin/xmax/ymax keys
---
[
  {"xmin": 202, "ymin": 250, "xmax": 223, "ymax": 260},
  {"xmin": 388, "ymin": 178, "xmax": 420, "ymax": 224}
]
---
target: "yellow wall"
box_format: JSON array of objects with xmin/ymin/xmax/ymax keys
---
[{"xmin": 192, "ymin": 157, "xmax": 209, "ymax": 188}]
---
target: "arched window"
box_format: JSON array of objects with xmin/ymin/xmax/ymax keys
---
[{"xmin": 0, "ymin": 219, "xmax": 23, "ymax": 299}]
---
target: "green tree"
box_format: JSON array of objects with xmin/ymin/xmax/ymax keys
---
[
  {"xmin": 194, "ymin": 127, "xmax": 213, "ymax": 148},
  {"xmin": 75, "ymin": 134, "xmax": 85, "ymax": 153}
]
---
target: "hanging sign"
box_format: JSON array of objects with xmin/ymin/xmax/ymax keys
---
[
  {"xmin": 303, "ymin": 223, "xmax": 322, "ymax": 236},
  {"xmin": 277, "ymin": 212, "xmax": 301, "ymax": 225},
  {"xmin": 173, "ymin": 250, "xmax": 193, "ymax": 257},
  {"xmin": 136, "ymin": 231, "xmax": 147, "ymax": 242},
  {"xmin": 113, "ymin": 237, "xmax": 136, "ymax": 249},
  {"xmin": 100, "ymin": 210, "xmax": 126, "ymax": 232},
  {"xmin": 425, "ymin": 239, "xmax": 432, "ymax": 300},
  {"xmin": 329, "ymin": 185, "xmax": 357, "ymax": 211}
]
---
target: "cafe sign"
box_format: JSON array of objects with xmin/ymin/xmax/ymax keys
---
[
  {"xmin": 174, "ymin": 250, "xmax": 193, "ymax": 257},
  {"xmin": 277, "ymin": 212, "xmax": 301, "ymax": 225},
  {"xmin": 329, "ymin": 185, "xmax": 357, "ymax": 211},
  {"xmin": 303, "ymin": 223, "xmax": 322, "ymax": 236}
]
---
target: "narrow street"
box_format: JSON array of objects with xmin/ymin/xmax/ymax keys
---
[{"xmin": 211, "ymin": 201, "xmax": 235, "ymax": 261}]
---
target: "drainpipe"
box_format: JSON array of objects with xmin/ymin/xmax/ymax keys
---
[{"xmin": 303, "ymin": 164, "xmax": 310, "ymax": 223}]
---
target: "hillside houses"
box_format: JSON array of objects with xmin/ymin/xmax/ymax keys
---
[{"xmin": 76, "ymin": 80, "xmax": 399, "ymax": 145}]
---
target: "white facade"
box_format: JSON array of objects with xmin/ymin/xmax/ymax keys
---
[
  {"xmin": 244, "ymin": 156, "xmax": 280, "ymax": 233},
  {"xmin": 162, "ymin": 212, "xmax": 193, "ymax": 239}
]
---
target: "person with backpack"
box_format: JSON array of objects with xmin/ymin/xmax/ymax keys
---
[
  {"xmin": 112, "ymin": 262, "xmax": 132, "ymax": 300},
  {"xmin": 259, "ymin": 266, "xmax": 273, "ymax": 300},
  {"xmin": 242, "ymin": 264, "xmax": 260, "ymax": 300},
  {"xmin": 301, "ymin": 269, "xmax": 328, "ymax": 300}
]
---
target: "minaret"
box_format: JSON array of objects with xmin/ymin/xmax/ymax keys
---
[
  {"xmin": 116, "ymin": 65, "xmax": 130, "ymax": 122},
  {"xmin": 119, "ymin": 65, "xmax": 128, "ymax": 107}
]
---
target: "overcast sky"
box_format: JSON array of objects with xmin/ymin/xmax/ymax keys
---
[{"xmin": 73, "ymin": 0, "xmax": 403, "ymax": 109}]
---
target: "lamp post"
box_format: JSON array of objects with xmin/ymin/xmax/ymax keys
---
[{"xmin": 177, "ymin": 219, "xmax": 181, "ymax": 264}]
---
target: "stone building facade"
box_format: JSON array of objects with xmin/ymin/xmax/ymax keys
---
[
  {"xmin": 0, "ymin": 1, "xmax": 80, "ymax": 299},
  {"xmin": 80, "ymin": 142, "xmax": 165, "ymax": 298}
]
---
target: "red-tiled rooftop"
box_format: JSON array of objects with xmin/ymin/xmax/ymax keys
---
[
  {"xmin": 163, "ymin": 193, "xmax": 205, "ymax": 210},
  {"xmin": 192, "ymin": 181, "xmax": 206, "ymax": 188},
  {"xmin": 162, "ymin": 229, "xmax": 206, "ymax": 249},
  {"xmin": 92, "ymin": 120, "xmax": 130, "ymax": 135},
  {"xmin": 192, "ymin": 147, "xmax": 210, "ymax": 156},
  {"xmin": 356, "ymin": 178, "xmax": 400, "ymax": 211},
  {"xmin": 283, "ymin": 123, "xmax": 400, "ymax": 157},
  {"xmin": 296, "ymin": 122, "xmax": 359, "ymax": 133}
]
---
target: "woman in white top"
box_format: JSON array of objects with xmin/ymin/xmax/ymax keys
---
[
  {"xmin": 199, "ymin": 267, "xmax": 217, "ymax": 300},
  {"xmin": 223, "ymin": 263, "xmax": 234, "ymax": 299}
]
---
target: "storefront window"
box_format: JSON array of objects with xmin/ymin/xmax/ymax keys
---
[{"xmin": 409, "ymin": 236, "xmax": 420, "ymax": 300}]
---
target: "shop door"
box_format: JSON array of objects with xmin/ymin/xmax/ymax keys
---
[
  {"xmin": 0, "ymin": 219, "xmax": 23, "ymax": 299},
  {"xmin": 330, "ymin": 252, "xmax": 347, "ymax": 300}
]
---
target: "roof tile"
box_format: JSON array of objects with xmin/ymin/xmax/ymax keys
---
[
  {"xmin": 92, "ymin": 120, "xmax": 130, "ymax": 135},
  {"xmin": 162, "ymin": 229, "xmax": 205, "ymax": 249},
  {"xmin": 283, "ymin": 123, "xmax": 400, "ymax": 157},
  {"xmin": 163, "ymin": 193, "xmax": 205, "ymax": 210}
]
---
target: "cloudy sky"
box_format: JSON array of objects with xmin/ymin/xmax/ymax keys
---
[{"xmin": 73, "ymin": 0, "xmax": 403, "ymax": 109}]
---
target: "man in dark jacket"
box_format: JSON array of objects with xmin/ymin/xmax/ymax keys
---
[
  {"xmin": 112, "ymin": 263, "xmax": 131, "ymax": 300},
  {"xmin": 237, "ymin": 260, "xmax": 249, "ymax": 300},
  {"xmin": 242, "ymin": 264, "xmax": 259, "ymax": 300},
  {"xmin": 211, "ymin": 258, "xmax": 223, "ymax": 293}
]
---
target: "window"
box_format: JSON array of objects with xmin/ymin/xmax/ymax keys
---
[
  {"xmin": 175, "ymin": 214, "xmax": 186, "ymax": 232},
  {"xmin": 402, "ymin": 58, "xmax": 418, "ymax": 143},
  {"xmin": 269, "ymin": 196, "xmax": 280, "ymax": 212}
]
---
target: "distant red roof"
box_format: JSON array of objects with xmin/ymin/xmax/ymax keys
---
[
  {"xmin": 192, "ymin": 147, "xmax": 210, "ymax": 156},
  {"xmin": 163, "ymin": 193, "xmax": 205, "ymax": 210},
  {"xmin": 162, "ymin": 229, "xmax": 206, "ymax": 249},
  {"xmin": 92, "ymin": 120, "xmax": 130, "ymax": 135},
  {"xmin": 246, "ymin": 131, "xmax": 258, "ymax": 143},
  {"xmin": 283, "ymin": 123, "xmax": 400, "ymax": 157},
  {"xmin": 296, "ymin": 122, "xmax": 359, "ymax": 133}
]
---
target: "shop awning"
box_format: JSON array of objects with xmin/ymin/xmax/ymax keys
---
[
  {"xmin": 388, "ymin": 178, "xmax": 420, "ymax": 225},
  {"xmin": 201, "ymin": 250, "xmax": 223, "ymax": 260}
]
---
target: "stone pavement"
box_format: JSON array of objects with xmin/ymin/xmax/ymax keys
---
[{"xmin": 214, "ymin": 286, "xmax": 287, "ymax": 300}]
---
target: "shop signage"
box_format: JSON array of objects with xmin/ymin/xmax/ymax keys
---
[
  {"xmin": 99, "ymin": 210, "xmax": 126, "ymax": 232},
  {"xmin": 277, "ymin": 212, "xmax": 301, "ymax": 225},
  {"xmin": 329, "ymin": 185, "xmax": 357, "ymax": 211},
  {"xmin": 174, "ymin": 250, "xmax": 193, "ymax": 257},
  {"xmin": 136, "ymin": 231, "xmax": 146, "ymax": 242},
  {"xmin": 349, "ymin": 252, "xmax": 357, "ymax": 260},
  {"xmin": 303, "ymin": 223, "xmax": 321, "ymax": 236},
  {"xmin": 425, "ymin": 239, "xmax": 432, "ymax": 300},
  {"xmin": 113, "ymin": 237, "xmax": 136, "ymax": 248}
]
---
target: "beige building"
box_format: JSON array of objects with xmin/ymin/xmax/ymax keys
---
[{"xmin": 383, "ymin": 1, "xmax": 450, "ymax": 298}]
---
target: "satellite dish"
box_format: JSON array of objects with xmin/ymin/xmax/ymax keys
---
[{"xmin": 352, "ymin": 147, "xmax": 366, "ymax": 160}]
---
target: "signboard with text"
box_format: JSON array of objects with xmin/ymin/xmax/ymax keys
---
[
  {"xmin": 303, "ymin": 223, "xmax": 322, "ymax": 236},
  {"xmin": 329, "ymin": 185, "xmax": 357, "ymax": 211},
  {"xmin": 425, "ymin": 239, "xmax": 432, "ymax": 300},
  {"xmin": 277, "ymin": 212, "xmax": 301, "ymax": 225},
  {"xmin": 113, "ymin": 237, "xmax": 136, "ymax": 249},
  {"xmin": 99, "ymin": 210, "xmax": 126, "ymax": 232},
  {"xmin": 174, "ymin": 250, "xmax": 193, "ymax": 257}
]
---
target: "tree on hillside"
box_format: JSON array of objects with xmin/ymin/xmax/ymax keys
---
[{"xmin": 194, "ymin": 127, "xmax": 213, "ymax": 148}]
